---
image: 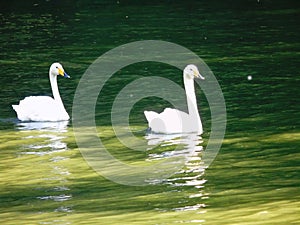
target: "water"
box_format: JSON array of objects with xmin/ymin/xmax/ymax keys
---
[{"xmin": 1, "ymin": 0, "xmax": 299, "ymax": 224}]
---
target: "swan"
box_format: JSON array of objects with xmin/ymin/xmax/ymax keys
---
[
  {"xmin": 12, "ymin": 62, "xmax": 70, "ymax": 122},
  {"xmin": 144, "ymin": 64, "xmax": 204, "ymax": 134}
]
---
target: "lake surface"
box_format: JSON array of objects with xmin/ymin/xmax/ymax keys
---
[{"xmin": 0, "ymin": 0, "xmax": 299, "ymax": 224}]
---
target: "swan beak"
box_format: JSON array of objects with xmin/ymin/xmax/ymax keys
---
[
  {"xmin": 58, "ymin": 68, "xmax": 70, "ymax": 78},
  {"xmin": 195, "ymin": 72, "xmax": 205, "ymax": 80}
]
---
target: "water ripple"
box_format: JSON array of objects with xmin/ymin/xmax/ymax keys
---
[
  {"xmin": 174, "ymin": 203, "xmax": 206, "ymax": 211},
  {"xmin": 37, "ymin": 194, "xmax": 72, "ymax": 202}
]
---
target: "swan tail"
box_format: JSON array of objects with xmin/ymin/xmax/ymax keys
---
[
  {"xmin": 12, "ymin": 103, "xmax": 31, "ymax": 121},
  {"xmin": 12, "ymin": 104, "xmax": 18, "ymax": 111},
  {"xmin": 12, "ymin": 104, "xmax": 23, "ymax": 121},
  {"xmin": 144, "ymin": 111, "xmax": 159, "ymax": 124}
]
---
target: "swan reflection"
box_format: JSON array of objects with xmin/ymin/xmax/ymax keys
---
[
  {"xmin": 145, "ymin": 132, "xmax": 208, "ymax": 213},
  {"xmin": 17, "ymin": 120, "xmax": 69, "ymax": 131},
  {"xmin": 145, "ymin": 132, "xmax": 206, "ymax": 186},
  {"xmin": 16, "ymin": 121, "xmax": 69, "ymax": 156},
  {"xmin": 16, "ymin": 120, "xmax": 73, "ymax": 215},
  {"xmin": 145, "ymin": 132, "xmax": 203, "ymax": 161}
]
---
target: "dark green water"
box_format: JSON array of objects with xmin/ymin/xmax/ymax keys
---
[{"xmin": 1, "ymin": 0, "xmax": 299, "ymax": 224}]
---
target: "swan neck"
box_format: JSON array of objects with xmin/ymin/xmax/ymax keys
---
[
  {"xmin": 49, "ymin": 73, "xmax": 64, "ymax": 106},
  {"xmin": 183, "ymin": 74, "xmax": 198, "ymax": 115},
  {"xmin": 183, "ymin": 73, "xmax": 202, "ymax": 134}
]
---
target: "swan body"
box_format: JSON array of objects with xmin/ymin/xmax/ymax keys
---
[
  {"xmin": 12, "ymin": 62, "xmax": 70, "ymax": 122},
  {"xmin": 144, "ymin": 64, "xmax": 204, "ymax": 134}
]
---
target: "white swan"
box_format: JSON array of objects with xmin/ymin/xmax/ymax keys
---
[
  {"xmin": 144, "ymin": 64, "xmax": 204, "ymax": 134},
  {"xmin": 12, "ymin": 62, "xmax": 70, "ymax": 122}
]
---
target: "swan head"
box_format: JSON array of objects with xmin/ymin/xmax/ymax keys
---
[
  {"xmin": 184, "ymin": 64, "xmax": 205, "ymax": 80},
  {"xmin": 50, "ymin": 62, "xmax": 70, "ymax": 78}
]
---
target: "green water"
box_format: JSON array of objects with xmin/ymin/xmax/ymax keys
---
[{"xmin": 1, "ymin": 0, "xmax": 299, "ymax": 224}]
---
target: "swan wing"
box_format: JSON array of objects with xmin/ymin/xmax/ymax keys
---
[
  {"xmin": 160, "ymin": 109, "xmax": 202, "ymax": 134},
  {"xmin": 144, "ymin": 108, "xmax": 189, "ymax": 134}
]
